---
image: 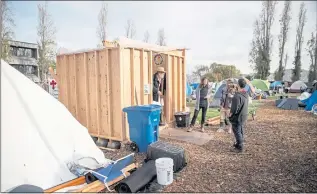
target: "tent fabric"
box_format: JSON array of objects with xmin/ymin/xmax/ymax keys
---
[
  {"xmin": 251, "ymin": 79, "xmax": 270, "ymax": 91},
  {"xmin": 270, "ymin": 81, "xmax": 282, "ymax": 89},
  {"xmin": 186, "ymin": 82, "xmax": 192, "ymax": 97},
  {"xmin": 297, "ymin": 92, "xmax": 311, "ymax": 101},
  {"xmin": 277, "ymin": 98, "xmax": 299, "ymax": 110},
  {"xmin": 290, "ymin": 80, "xmax": 307, "ymax": 93},
  {"xmin": 1, "ymin": 60, "xmax": 111, "ymax": 191},
  {"xmin": 190, "ymin": 83, "xmax": 199, "ymax": 90},
  {"xmin": 301, "ymin": 91, "xmax": 317, "ymax": 111}
]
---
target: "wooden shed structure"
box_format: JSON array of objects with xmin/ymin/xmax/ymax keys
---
[{"xmin": 55, "ymin": 37, "xmax": 187, "ymax": 141}]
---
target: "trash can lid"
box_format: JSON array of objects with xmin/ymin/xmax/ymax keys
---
[
  {"xmin": 174, "ymin": 111, "xmax": 190, "ymax": 116},
  {"xmin": 123, "ymin": 104, "xmax": 161, "ymax": 112}
]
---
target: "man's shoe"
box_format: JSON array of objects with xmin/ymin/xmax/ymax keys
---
[{"xmin": 231, "ymin": 147, "xmax": 243, "ymax": 153}]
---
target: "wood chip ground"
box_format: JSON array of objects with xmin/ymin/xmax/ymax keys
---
[{"xmin": 102, "ymin": 101, "xmax": 317, "ymax": 193}]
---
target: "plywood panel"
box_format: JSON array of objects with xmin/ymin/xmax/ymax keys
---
[
  {"xmin": 122, "ymin": 49, "xmax": 131, "ymax": 140},
  {"xmin": 87, "ymin": 52, "xmax": 98, "ymax": 135},
  {"xmin": 68, "ymin": 55, "xmax": 78, "ymax": 118},
  {"xmin": 177, "ymin": 57, "xmax": 181, "ymax": 111},
  {"xmin": 133, "ymin": 50, "xmax": 141, "ymax": 105},
  {"xmin": 148, "ymin": 51, "xmax": 153, "ymax": 103},
  {"xmin": 57, "ymin": 56, "xmax": 68, "ymax": 108},
  {"xmin": 172, "ymin": 56, "xmax": 177, "ymax": 114},
  {"xmin": 164, "ymin": 55, "xmax": 171, "ymax": 122},
  {"xmin": 143, "ymin": 51, "xmax": 149, "ymax": 105},
  {"xmin": 109, "ymin": 48, "xmax": 124, "ymax": 140},
  {"xmin": 181, "ymin": 51, "xmax": 186, "ymax": 111},
  {"xmin": 178, "ymin": 57, "xmax": 183, "ymax": 111},
  {"xmin": 75, "ymin": 53, "xmax": 88, "ymax": 128},
  {"xmin": 98, "ymin": 49, "xmax": 111, "ymax": 138}
]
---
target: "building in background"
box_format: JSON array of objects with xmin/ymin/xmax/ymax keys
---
[{"xmin": 7, "ymin": 40, "xmax": 40, "ymax": 83}]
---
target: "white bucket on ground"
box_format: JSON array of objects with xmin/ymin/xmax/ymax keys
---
[{"xmin": 155, "ymin": 157, "xmax": 174, "ymax": 186}]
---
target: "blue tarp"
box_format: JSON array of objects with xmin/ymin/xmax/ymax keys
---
[
  {"xmin": 301, "ymin": 91, "xmax": 317, "ymax": 111},
  {"xmin": 190, "ymin": 83, "xmax": 199, "ymax": 90},
  {"xmin": 270, "ymin": 81, "xmax": 282, "ymax": 89},
  {"xmin": 186, "ymin": 82, "xmax": 192, "ymax": 97}
]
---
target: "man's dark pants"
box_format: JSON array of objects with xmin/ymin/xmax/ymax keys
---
[{"xmin": 232, "ymin": 121, "xmax": 245, "ymax": 150}]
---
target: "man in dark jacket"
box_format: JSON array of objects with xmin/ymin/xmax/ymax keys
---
[
  {"xmin": 153, "ymin": 66, "xmax": 166, "ymax": 126},
  {"xmin": 229, "ymin": 78, "xmax": 249, "ymax": 152}
]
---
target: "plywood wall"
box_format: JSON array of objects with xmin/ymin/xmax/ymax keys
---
[
  {"xmin": 56, "ymin": 48, "xmax": 125, "ymax": 141},
  {"xmin": 56, "ymin": 47, "xmax": 186, "ymax": 141}
]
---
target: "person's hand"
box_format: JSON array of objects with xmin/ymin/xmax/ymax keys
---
[{"xmin": 158, "ymin": 91, "xmax": 162, "ymax": 96}]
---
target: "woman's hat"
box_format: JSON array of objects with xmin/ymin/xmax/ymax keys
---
[{"xmin": 157, "ymin": 66, "xmax": 166, "ymax": 73}]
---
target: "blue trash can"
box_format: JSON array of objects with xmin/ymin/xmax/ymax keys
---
[{"xmin": 123, "ymin": 104, "xmax": 161, "ymax": 153}]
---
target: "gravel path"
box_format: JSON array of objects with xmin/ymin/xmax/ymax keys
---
[{"xmin": 102, "ymin": 101, "xmax": 317, "ymax": 192}]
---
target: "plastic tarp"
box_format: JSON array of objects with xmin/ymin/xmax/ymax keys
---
[
  {"xmin": 1, "ymin": 60, "xmax": 111, "ymax": 191},
  {"xmin": 290, "ymin": 80, "xmax": 307, "ymax": 93},
  {"xmin": 251, "ymin": 79, "xmax": 270, "ymax": 91},
  {"xmin": 301, "ymin": 91, "xmax": 317, "ymax": 111},
  {"xmin": 190, "ymin": 83, "xmax": 199, "ymax": 90},
  {"xmin": 186, "ymin": 82, "xmax": 192, "ymax": 97}
]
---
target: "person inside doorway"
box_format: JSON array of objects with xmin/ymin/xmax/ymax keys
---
[
  {"xmin": 188, "ymin": 77, "xmax": 212, "ymax": 133},
  {"xmin": 153, "ymin": 66, "xmax": 166, "ymax": 126}
]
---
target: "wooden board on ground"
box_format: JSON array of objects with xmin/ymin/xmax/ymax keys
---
[
  {"xmin": 160, "ymin": 128, "xmax": 213, "ymax": 146},
  {"xmin": 73, "ymin": 163, "xmax": 136, "ymax": 193},
  {"xmin": 44, "ymin": 163, "xmax": 136, "ymax": 193}
]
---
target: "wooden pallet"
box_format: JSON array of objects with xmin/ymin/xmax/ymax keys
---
[
  {"xmin": 206, "ymin": 116, "xmax": 220, "ymax": 126},
  {"xmin": 44, "ymin": 163, "xmax": 137, "ymax": 193}
]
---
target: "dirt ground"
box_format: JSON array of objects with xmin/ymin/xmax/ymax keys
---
[{"xmin": 103, "ymin": 100, "xmax": 317, "ymax": 193}]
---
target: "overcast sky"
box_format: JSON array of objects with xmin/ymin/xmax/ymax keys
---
[{"xmin": 11, "ymin": 1, "xmax": 317, "ymax": 74}]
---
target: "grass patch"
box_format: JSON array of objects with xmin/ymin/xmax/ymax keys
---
[{"xmin": 187, "ymin": 99, "xmax": 264, "ymax": 123}]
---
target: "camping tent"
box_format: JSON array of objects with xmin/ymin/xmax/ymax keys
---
[
  {"xmin": 270, "ymin": 81, "xmax": 282, "ymax": 90},
  {"xmin": 209, "ymin": 83, "xmax": 226, "ymax": 107},
  {"xmin": 277, "ymin": 98, "xmax": 299, "ymax": 110},
  {"xmin": 1, "ymin": 60, "xmax": 111, "ymax": 191},
  {"xmin": 301, "ymin": 91, "xmax": 317, "ymax": 111},
  {"xmin": 251, "ymin": 79, "xmax": 270, "ymax": 91},
  {"xmin": 289, "ymin": 80, "xmax": 307, "ymax": 93}
]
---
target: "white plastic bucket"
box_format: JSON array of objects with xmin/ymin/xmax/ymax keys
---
[{"xmin": 155, "ymin": 157, "xmax": 174, "ymax": 186}]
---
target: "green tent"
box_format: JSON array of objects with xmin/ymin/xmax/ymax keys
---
[{"xmin": 251, "ymin": 79, "xmax": 270, "ymax": 91}]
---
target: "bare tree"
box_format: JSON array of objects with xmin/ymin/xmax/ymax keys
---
[
  {"xmin": 307, "ymin": 32, "xmax": 317, "ymax": 82},
  {"xmin": 275, "ymin": 1, "xmax": 291, "ymax": 81},
  {"xmin": 37, "ymin": 2, "xmax": 57, "ymax": 82},
  {"xmin": 249, "ymin": 1, "xmax": 277, "ymax": 79},
  {"xmin": 143, "ymin": 30, "xmax": 150, "ymax": 43},
  {"xmin": 156, "ymin": 28, "xmax": 166, "ymax": 46},
  {"xmin": 292, "ymin": 2, "xmax": 307, "ymax": 82},
  {"xmin": 96, "ymin": 1, "xmax": 108, "ymax": 45},
  {"xmin": 124, "ymin": 19, "xmax": 136, "ymax": 39},
  {"xmin": 0, "ymin": 1, "xmax": 15, "ymax": 61}
]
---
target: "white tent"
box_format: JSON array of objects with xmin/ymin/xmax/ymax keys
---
[
  {"xmin": 290, "ymin": 80, "xmax": 307, "ymax": 93},
  {"xmin": 1, "ymin": 60, "xmax": 111, "ymax": 191}
]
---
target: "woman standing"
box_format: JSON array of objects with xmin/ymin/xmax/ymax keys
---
[{"xmin": 188, "ymin": 77, "xmax": 212, "ymax": 132}]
